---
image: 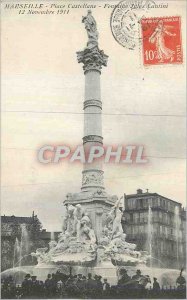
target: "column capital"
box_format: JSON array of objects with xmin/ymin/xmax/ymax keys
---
[{"xmin": 76, "ymin": 46, "xmax": 108, "ymax": 73}]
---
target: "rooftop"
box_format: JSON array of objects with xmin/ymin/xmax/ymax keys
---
[
  {"xmin": 125, "ymin": 189, "xmax": 182, "ymax": 206},
  {"xmin": 1, "ymin": 215, "xmax": 34, "ymax": 224}
]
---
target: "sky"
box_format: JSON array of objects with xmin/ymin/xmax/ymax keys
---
[{"xmin": 1, "ymin": 0, "xmax": 186, "ymax": 231}]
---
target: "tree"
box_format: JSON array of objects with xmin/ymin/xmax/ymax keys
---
[{"xmin": 28, "ymin": 215, "xmax": 46, "ymax": 252}]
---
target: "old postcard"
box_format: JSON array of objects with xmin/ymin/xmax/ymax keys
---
[{"xmin": 1, "ymin": 0, "xmax": 186, "ymax": 299}]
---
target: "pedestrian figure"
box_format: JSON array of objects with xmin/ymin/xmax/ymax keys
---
[
  {"xmin": 66, "ymin": 274, "xmax": 78, "ymax": 297},
  {"xmin": 103, "ymin": 278, "xmax": 110, "ymax": 298},
  {"xmin": 56, "ymin": 279, "xmax": 65, "ymax": 298},
  {"xmin": 176, "ymin": 268, "xmax": 186, "ymax": 290},
  {"xmin": 30, "ymin": 276, "xmax": 39, "ymax": 299},
  {"xmin": 153, "ymin": 277, "xmax": 160, "ymax": 291},
  {"xmin": 86, "ymin": 273, "xmax": 96, "ymax": 298},
  {"xmin": 118, "ymin": 269, "xmax": 131, "ymax": 286},
  {"xmin": 50, "ymin": 273, "xmax": 57, "ymax": 297},
  {"xmin": 132, "ymin": 269, "xmax": 143, "ymax": 281},
  {"xmin": 45, "ymin": 274, "xmax": 53, "ymax": 298},
  {"xmin": 21, "ymin": 274, "xmax": 32, "ymax": 298},
  {"xmin": 117, "ymin": 269, "xmax": 132, "ymax": 297}
]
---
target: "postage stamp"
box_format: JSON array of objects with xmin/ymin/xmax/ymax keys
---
[{"xmin": 141, "ymin": 16, "xmax": 183, "ymax": 66}]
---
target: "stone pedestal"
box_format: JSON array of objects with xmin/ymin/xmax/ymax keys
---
[{"xmin": 64, "ymin": 190, "xmax": 117, "ymax": 241}]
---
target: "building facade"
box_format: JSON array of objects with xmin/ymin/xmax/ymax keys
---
[
  {"xmin": 1, "ymin": 213, "xmax": 58, "ymax": 271},
  {"xmin": 122, "ymin": 189, "xmax": 186, "ymax": 269}
]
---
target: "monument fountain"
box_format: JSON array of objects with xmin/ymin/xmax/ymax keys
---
[
  {"xmin": 28, "ymin": 10, "xmax": 150, "ymax": 283},
  {"xmin": 1, "ymin": 11, "xmax": 185, "ymax": 287}
]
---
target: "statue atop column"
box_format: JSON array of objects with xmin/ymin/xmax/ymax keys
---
[
  {"xmin": 82, "ymin": 10, "xmax": 99, "ymax": 47},
  {"xmin": 77, "ymin": 10, "xmax": 108, "ymax": 72}
]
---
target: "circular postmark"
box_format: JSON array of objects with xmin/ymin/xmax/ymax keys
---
[{"xmin": 110, "ymin": 0, "xmax": 155, "ymax": 49}]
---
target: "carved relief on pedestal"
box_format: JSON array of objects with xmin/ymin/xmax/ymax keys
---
[
  {"xmin": 82, "ymin": 170, "xmax": 104, "ymax": 187},
  {"xmin": 93, "ymin": 189, "xmax": 107, "ymax": 197}
]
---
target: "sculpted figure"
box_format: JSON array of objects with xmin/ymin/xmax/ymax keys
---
[
  {"xmin": 62, "ymin": 206, "xmax": 69, "ymax": 233},
  {"xmin": 31, "ymin": 248, "xmax": 48, "ymax": 264},
  {"xmin": 66, "ymin": 205, "xmax": 75, "ymax": 235},
  {"xmin": 81, "ymin": 222, "xmax": 96, "ymax": 251},
  {"xmin": 66, "ymin": 193, "xmax": 73, "ymax": 201},
  {"xmin": 111, "ymin": 198, "xmax": 123, "ymax": 239},
  {"xmin": 80, "ymin": 212, "xmax": 91, "ymax": 227},
  {"xmin": 88, "ymin": 228, "xmax": 96, "ymax": 245},
  {"xmin": 105, "ymin": 208, "xmax": 116, "ymax": 231},
  {"xmin": 73, "ymin": 204, "xmax": 84, "ymax": 240},
  {"xmin": 49, "ymin": 240, "xmax": 57, "ymax": 250},
  {"xmin": 105, "ymin": 198, "xmax": 123, "ymax": 240},
  {"xmin": 56, "ymin": 232, "xmax": 70, "ymax": 252},
  {"xmin": 100, "ymin": 226, "xmax": 111, "ymax": 246},
  {"xmin": 82, "ymin": 10, "xmax": 98, "ymax": 44},
  {"xmin": 79, "ymin": 213, "xmax": 96, "ymax": 248}
]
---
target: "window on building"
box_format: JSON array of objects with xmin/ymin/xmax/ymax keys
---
[
  {"xmin": 152, "ymin": 198, "xmax": 156, "ymax": 207},
  {"xmin": 163, "ymin": 200, "xmax": 166, "ymax": 208},
  {"xmin": 149, "ymin": 198, "xmax": 153, "ymax": 206},
  {"xmin": 152, "ymin": 211, "xmax": 156, "ymax": 222},
  {"xmin": 144, "ymin": 212, "xmax": 148, "ymax": 222},
  {"xmin": 133, "ymin": 199, "xmax": 136, "ymax": 209},
  {"xmin": 132, "ymin": 226, "xmax": 138, "ymax": 235},
  {"xmin": 129, "ymin": 213, "xmax": 133, "ymax": 222},
  {"xmin": 134, "ymin": 212, "xmax": 139, "ymax": 223},
  {"xmin": 139, "ymin": 225, "xmax": 144, "ymax": 233},
  {"xmin": 163, "ymin": 226, "xmax": 167, "ymax": 235},
  {"xmin": 139, "ymin": 198, "xmax": 143, "ymax": 208},
  {"xmin": 161, "ymin": 241, "xmax": 164, "ymax": 252},
  {"xmin": 164, "ymin": 213, "xmax": 167, "ymax": 224},
  {"xmin": 141, "ymin": 212, "xmax": 146, "ymax": 223},
  {"xmin": 135, "ymin": 226, "xmax": 138, "ymax": 234},
  {"xmin": 143, "ymin": 198, "xmax": 147, "ymax": 208},
  {"xmin": 130, "ymin": 226, "xmax": 133, "ymax": 234},
  {"xmin": 153, "ymin": 224, "xmax": 157, "ymax": 233}
]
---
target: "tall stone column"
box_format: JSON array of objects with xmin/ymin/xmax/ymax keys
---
[
  {"xmin": 64, "ymin": 11, "xmax": 116, "ymax": 242},
  {"xmin": 77, "ymin": 10, "xmax": 108, "ymax": 193}
]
